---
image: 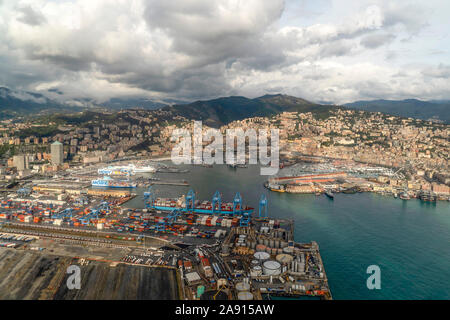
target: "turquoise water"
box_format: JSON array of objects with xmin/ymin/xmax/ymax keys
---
[{"xmin": 127, "ymin": 164, "xmax": 450, "ymax": 300}]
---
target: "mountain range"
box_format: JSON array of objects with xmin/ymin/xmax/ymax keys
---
[
  {"xmin": 1, "ymin": 86, "xmax": 449, "ymax": 124},
  {"xmin": 0, "ymin": 87, "xmax": 165, "ymax": 119},
  {"xmin": 344, "ymin": 99, "xmax": 450, "ymax": 123},
  {"xmin": 165, "ymin": 94, "xmax": 333, "ymax": 127}
]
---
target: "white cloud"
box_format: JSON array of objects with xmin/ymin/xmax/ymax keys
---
[{"xmin": 0, "ymin": 0, "xmax": 448, "ymax": 103}]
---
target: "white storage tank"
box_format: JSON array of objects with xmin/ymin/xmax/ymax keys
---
[
  {"xmin": 238, "ymin": 291, "xmax": 253, "ymax": 300},
  {"xmin": 282, "ymin": 246, "xmax": 294, "ymax": 254},
  {"xmin": 254, "ymin": 251, "xmax": 270, "ymax": 261},
  {"xmin": 263, "ymin": 260, "xmax": 281, "ymax": 276},
  {"xmin": 252, "ymin": 265, "xmax": 262, "ymax": 276},
  {"xmin": 236, "ymin": 281, "xmax": 251, "ymax": 292}
]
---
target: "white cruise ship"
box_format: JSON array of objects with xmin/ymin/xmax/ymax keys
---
[{"xmin": 98, "ymin": 164, "xmax": 156, "ymax": 175}]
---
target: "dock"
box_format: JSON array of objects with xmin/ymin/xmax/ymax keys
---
[{"xmin": 149, "ymin": 180, "xmax": 189, "ymax": 186}]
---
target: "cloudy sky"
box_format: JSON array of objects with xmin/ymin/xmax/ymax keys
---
[{"xmin": 0, "ymin": 0, "xmax": 449, "ymax": 104}]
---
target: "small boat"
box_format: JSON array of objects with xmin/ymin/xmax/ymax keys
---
[
  {"xmin": 399, "ymin": 192, "xmax": 410, "ymax": 200},
  {"xmin": 325, "ymin": 191, "xmax": 334, "ymax": 199}
]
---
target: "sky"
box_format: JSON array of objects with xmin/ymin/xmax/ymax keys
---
[{"xmin": 0, "ymin": 0, "xmax": 449, "ymax": 105}]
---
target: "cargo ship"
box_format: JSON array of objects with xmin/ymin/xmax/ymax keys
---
[
  {"xmin": 151, "ymin": 196, "xmax": 254, "ymax": 215},
  {"xmin": 92, "ymin": 176, "xmax": 137, "ymax": 188}
]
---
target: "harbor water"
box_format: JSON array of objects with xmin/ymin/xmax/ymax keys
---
[{"xmin": 125, "ymin": 163, "xmax": 450, "ymax": 300}]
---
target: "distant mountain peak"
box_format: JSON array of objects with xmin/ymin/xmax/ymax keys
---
[
  {"xmin": 167, "ymin": 94, "xmax": 331, "ymax": 127},
  {"xmin": 345, "ymin": 98, "xmax": 449, "ymax": 123}
]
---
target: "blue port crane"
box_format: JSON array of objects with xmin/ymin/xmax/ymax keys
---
[
  {"xmin": 233, "ymin": 192, "xmax": 242, "ymax": 215},
  {"xmin": 185, "ymin": 189, "xmax": 195, "ymax": 213},
  {"xmin": 155, "ymin": 209, "xmax": 182, "ymax": 232},
  {"xmin": 98, "ymin": 201, "xmax": 110, "ymax": 214},
  {"xmin": 17, "ymin": 187, "xmax": 31, "ymax": 197},
  {"xmin": 212, "ymin": 191, "xmax": 221, "ymax": 214},
  {"xmin": 259, "ymin": 194, "xmax": 268, "ymax": 218},
  {"xmin": 144, "ymin": 186, "xmax": 154, "ymax": 209},
  {"xmin": 52, "ymin": 208, "xmax": 73, "ymax": 220}
]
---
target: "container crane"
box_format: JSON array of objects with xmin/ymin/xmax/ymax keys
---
[
  {"xmin": 259, "ymin": 194, "xmax": 268, "ymax": 218},
  {"xmin": 185, "ymin": 189, "xmax": 195, "ymax": 213},
  {"xmin": 212, "ymin": 191, "xmax": 221, "ymax": 214},
  {"xmin": 144, "ymin": 186, "xmax": 154, "ymax": 209},
  {"xmin": 51, "ymin": 208, "xmax": 73, "ymax": 220},
  {"xmin": 156, "ymin": 209, "xmax": 183, "ymax": 232},
  {"xmin": 233, "ymin": 192, "xmax": 242, "ymax": 215}
]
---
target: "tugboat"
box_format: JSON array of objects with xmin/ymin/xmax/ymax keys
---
[
  {"xmin": 264, "ymin": 181, "xmax": 285, "ymax": 193},
  {"xmin": 325, "ymin": 190, "xmax": 334, "ymax": 200}
]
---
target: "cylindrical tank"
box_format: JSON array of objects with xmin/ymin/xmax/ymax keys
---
[
  {"xmin": 263, "ymin": 260, "xmax": 281, "ymax": 276},
  {"xmin": 238, "ymin": 291, "xmax": 253, "ymax": 300},
  {"xmin": 274, "ymin": 239, "xmax": 280, "ymax": 248},
  {"xmin": 258, "ymin": 238, "xmax": 263, "ymax": 245},
  {"xmin": 252, "ymin": 265, "xmax": 262, "ymax": 276},
  {"xmin": 236, "ymin": 282, "xmax": 251, "ymax": 292},
  {"xmin": 254, "ymin": 251, "xmax": 270, "ymax": 261},
  {"xmin": 269, "ymin": 239, "xmax": 274, "ymax": 248},
  {"xmin": 276, "ymin": 253, "xmax": 294, "ymax": 265},
  {"xmin": 265, "ymin": 247, "xmax": 271, "ymax": 254},
  {"xmin": 255, "ymin": 244, "xmax": 266, "ymax": 252},
  {"xmin": 271, "ymin": 248, "xmax": 277, "ymax": 255},
  {"xmin": 281, "ymin": 241, "xmax": 287, "ymax": 248},
  {"xmin": 283, "ymin": 246, "xmax": 294, "ymax": 254},
  {"xmin": 263, "ymin": 238, "xmax": 269, "ymax": 247}
]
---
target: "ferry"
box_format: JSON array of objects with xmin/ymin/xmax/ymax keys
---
[{"xmin": 92, "ymin": 176, "xmax": 137, "ymax": 188}]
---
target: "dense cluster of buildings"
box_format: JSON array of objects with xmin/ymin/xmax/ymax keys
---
[{"xmin": 1, "ymin": 108, "xmax": 448, "ymax": 195}]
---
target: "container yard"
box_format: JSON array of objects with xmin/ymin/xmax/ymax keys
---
[{"xmin": 0, "ymin": 185, "xmax": 331, "ymax": 300}]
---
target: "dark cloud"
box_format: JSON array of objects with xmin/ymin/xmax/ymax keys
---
[
  {"xmin": 16, "ymin": 5, "xmax": 46, "ymax": 26},
  {"xmin": 360, "ymin": 33, "xmax": 395, "ymax": 48},
  {"xmin": 0, "ymin": 0, "xmax": 448, "ymax": 104}
]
